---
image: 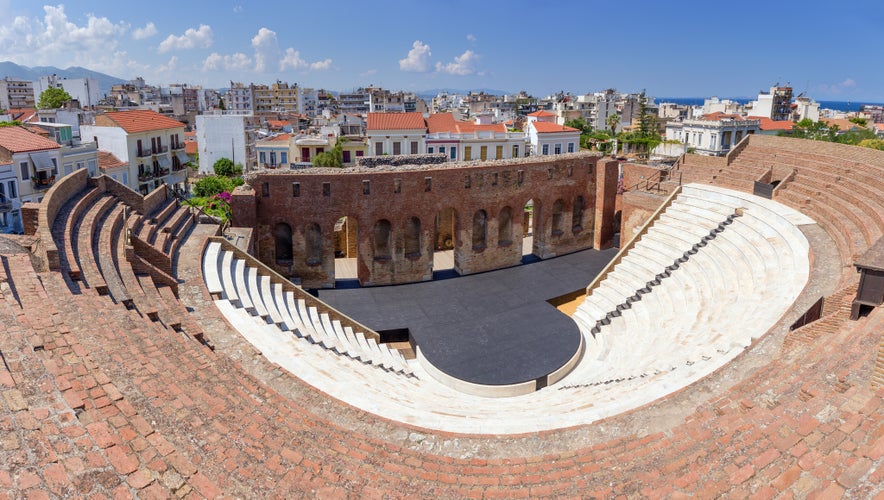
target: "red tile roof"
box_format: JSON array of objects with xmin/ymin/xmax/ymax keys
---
[
  {"xmin": 185, "ymin": 140, "xmax": 198, "ymax": 155},
  {"xmin": 100, "ymin": 110, "xmax": 186, "ymax": 133},
  {"xmin": 530, "ymin": 121, "xmax": 579, "ymax": 134},
  {"xmin": 97, "ymin": 151, "xmax": 126, "ymax": 170},
  {"xmin": 367, "ymin": 112, "xmax": 426, "ymax": 131},
  {"xmin": 822, "ymin": 118, "xmax": 866, "ymax": 131},
  {"xmin": 265, "ymin": 133, "xmax": 291, "ymax": 142},
  {"xmin": 0, "ymin": 126, "xmax": 61, "ymax": 153},
  {"xmin": 700, "ymin": 112, "xmax": 743, "ymax": 121},
  {"xmin": 427, "ymin": 113, "xmax": 506, "ymax": 134},
  {"xmin": 267, "ymin": 120, "xmax": 291, "ymax": 129},
  {"xmin": 527, "ymin": 110, "xmax": 556, "ymax": 117},
  {"xmin": 184, "ymin": 131, "xmax": 197, "ymax": 138},
  {"xmin": 751, "ymin": 117, "xmax": 794, "ymax": 131},
  {"xmin": 5, "ymin": 108, "xmax": 37, "ymax": 122}
]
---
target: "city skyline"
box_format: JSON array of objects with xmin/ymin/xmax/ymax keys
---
[{"xmin": 0, "ymin": 0, "xmax": 882, "ymax": 101}]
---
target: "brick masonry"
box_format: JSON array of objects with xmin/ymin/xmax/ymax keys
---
[{"xmin": 232, "ymin": 153, "xmax": 618, "ymax": 287}]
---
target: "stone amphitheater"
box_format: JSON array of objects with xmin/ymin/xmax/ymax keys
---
[{"xmin": 0, "ymin": 134, "xmax": 881, "ymax": 497}]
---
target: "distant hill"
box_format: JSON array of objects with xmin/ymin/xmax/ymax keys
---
[{"xmin": 0, "ymin": 61, "xmax": 126, "ymax": 97}]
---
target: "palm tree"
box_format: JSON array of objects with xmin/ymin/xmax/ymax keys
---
[{"xmin": 606, "ymin": 113, "xmax": 620, "ymax": 137}]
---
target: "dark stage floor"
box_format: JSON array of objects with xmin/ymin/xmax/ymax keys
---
[{"xmin": 318, "ymin": 247, "xmax": 616, "ymax": 385}]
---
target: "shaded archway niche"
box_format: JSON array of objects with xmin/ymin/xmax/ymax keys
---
[
  {"xmin": 274, "ymin": 222, "xmax": 293, "ymax": 263},
  {"xmin": 305, "ymin": 222, "xmax": 323, "ymax": 266},
  {"xmin": 551, "ymin": 199, "xmax": 566, "ymax": 237},
  {"xmin": 498, "ymin": 206, "xmax": 513, "ymax": 247},
  {"xmin": 373, "ymin": 219, "xmax": 392, "ymax": 261},
  {"xmin": 472, "ymin": 210, "xmax": 487, "ymax": 251},
  {"xmin": 405, "ymin": 216, "xmax": 422, "ymax": 258}
]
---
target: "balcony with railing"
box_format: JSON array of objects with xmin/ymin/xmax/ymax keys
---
[
  {"xmin": 31, "ymin": 175, "xmax": 56, "ymax": 190},
  {"xmin": 136, "ymin": 147, "xmax": 154, "ymax": 158},
  {"xmin": 0, "ymin": 195, "xmax": 12, "ymax": 212}
]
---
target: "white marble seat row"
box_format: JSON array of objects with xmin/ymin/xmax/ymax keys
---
[
  {"xmin": 571, "ymin": 183, "xmax": 810, "ymax": 387},
  {"xmin": 202, "ymin": 244, "xmax": 412, "ymax": 376},
  {"xmin": 197, "ymin": 184, "xmax": 813, "ymax": 435}
]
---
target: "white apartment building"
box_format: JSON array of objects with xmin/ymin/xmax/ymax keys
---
[
  {"xmin": 81, "ymin": 110, "xmax": 188, "ymax": 194},
  {"xmin": 0, "ymin": 78, "xmax": 35, "ymax": 110},
  {"xmin": 0, "ymin": 162, "xmax": 21, "ymax": 233},
  {"xmin": 34, "ymin": 75, "xmax": 101, "ymax": 109},
  {"xmin": 366, "ymin": 112, "xmax": 427, "ymax": 156},
  {"xmin": 665, "ymin": 113, "xmax": 760, "ymax": 156},
  {"xmin": 195, "ymin": 112, "xmax": 250, "ymax": 174},
  {"xmin": 426, "ymin": 113, "xmax": 526, "ymax": 161},
  {"xmin": 225, "ymin": 82, "xmax": 253, "ymax": 113}
]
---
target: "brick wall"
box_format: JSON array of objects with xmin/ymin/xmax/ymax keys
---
[
  {"xmin": 232, "ymin": 153, "xmax": 615, "ymax": 287},
  {"xmin": 620, "ymin": 190, "xmax": 668, "ymax": 240}
]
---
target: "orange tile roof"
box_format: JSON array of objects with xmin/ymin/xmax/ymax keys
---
[
  {"xmin": 700, "ymin": 112, "xmax": 743, "ymax": 121},
  {"xmin": 184, "ymin": 140, "xmax": 198, "ymax": 155},
  {"xmin": 97, "ymin": 151, "xmax": 126, "ymax": 170},
  {"xmin": 0, "ymin": 126, "xmax": 61, "ymax": 153},
  {"xmin": 266, "ymin": 133, "xmax": 291, "ymax": 142},
  {"xmin": 822, "ymin": 118, "xmax": 866, "ymax": 131},
  {"xmin": 427, "ymin": 113, "xmax": 506, "ymax": 134},
  {"xmin": 100, "ymin": 110, "xmax": 186, "ymax": 133},
  {"xmin": 527, "ymin": 110, "xmax": 556, "ymax": 117},
  {"xmin": 267, "ymin": 120, "xmax": 291, "ymax": 129},
  {"xmin": 184, "ymin": 131, "xmax": 196, "ymax": 138},
  {"xmin": 751, "ymin": 117, "xmax": 794, "ymax": 131},
  {"xmin": 5, "ymin": 108, "xmax": 37, "ymax": 122},
  {"xmin": 366, "ymin": 112, "xmax": 426, "ymax": 131},
  {"xmin": 531, "ymin": 121, "xmax": 579, "ymax": 134}
]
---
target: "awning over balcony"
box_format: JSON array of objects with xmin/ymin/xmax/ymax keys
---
[
  {"xmin": 29, "ymin": 151, "xmax": 55, "ymax": 171},
  {"xmin": 176, "ymin": 151, "xmax": 189, "ymax": 164},
  {"xmin": 157, "ymin": 155, "xmax": 172, "ymax": 168}
]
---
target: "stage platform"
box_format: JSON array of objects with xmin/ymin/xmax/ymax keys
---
[{"xmin": 318, "ymin": 247, "xmax": 617, "ymax": 386}]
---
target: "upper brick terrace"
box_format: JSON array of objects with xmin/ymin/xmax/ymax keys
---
[{"xmin": 0, "ymin": 135, "xmax": 880, "ymax": 497}]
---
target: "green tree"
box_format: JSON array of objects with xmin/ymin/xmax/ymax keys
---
[
  {"xmin": 192, "ymin": 175, "xmax": 243, "ymax": 198},
  {"xmin": 213, "ymin": 157, "xmax": 242, "ymax": 177},
  {"xmin": 606, "ymin": 113, "xmax": 620, "ymax": 136},
  {"xmin": 848, "ymin": 116, "xmax": 867, "ymax": 127},
  {"xmin": 218, "ymin": 97, "xmax": 226, "ymax": 111},
  {"xmin": 787, "ymin": 119, "xmax": 839, "ymax": 142},
  {"xmin": 858, "ymin": 138, "xmax": 884, "ymax": 151},
  {"xmin": 37, "ymin": 87, "xmax": 73, "ymax": 109},
  {"xmin": 312, "ymin": 141, "xmax": 343, "ymax": 168},
  {"xmin": 0, "ymin": 120, "xmax": 22, "ymax": 127}
]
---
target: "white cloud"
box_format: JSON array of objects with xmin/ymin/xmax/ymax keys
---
[
  {"xmin": 280, "ymin": 48, "xmax": 307, "ymax": 70},
  {"xmin": 233, "ymin": 5, "xmax": 243, "ymax": 13},
  {"xmin": 0, "ymin": 4, "xmax": 130, "ymax": 69},
  {"xmin": 399, "ymin": 40, "xmax": 432, "ymax": 72},
  {"xmin": 251, "ymin": 27, "xmax": 279, "ymax": 72},
  {"xmin": 817, "ymin": 78, "xmax": 858, "ymax": 95},
  {"xmin": 158, "ymin": 24, "xmax": 213, "ymax": 53},
  {"xmin": 310, "ymin": 59, "xmax": 332, "ymax": 71},
  {"xmin": 359, "ymin": 69, "xmax": 378, "ymax": 78},
  {"xmin": 841, "ymin": 78, "xmax": 856, "ymax": 88},
  {"xmin": 467, "ymin": 34, "xmax": 476, "ymax": 42},
  {"xmin": 132, "ymin": 22, "xmax": 157, "ymax": 40},
  {"xmin": 202, "ymin": 52, "xmax": 251, "ymax": 71},
  {"xmin": 157, "ymin": 56, "xmax": 178, "ymax": 73},
  {"xmin": 435, "ymin": 50, "xmax": 480, "ymax": 76}
]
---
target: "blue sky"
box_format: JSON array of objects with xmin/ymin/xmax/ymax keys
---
[{"xmin": 0, "ymin": 1, "xmax": 882, "ymax": 101}]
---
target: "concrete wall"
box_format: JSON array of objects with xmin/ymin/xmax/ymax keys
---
[{"xmin": 231, "ymin": 153, "xmax": 615, "ymax": 288}]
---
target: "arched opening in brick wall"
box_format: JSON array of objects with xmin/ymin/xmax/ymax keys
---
[
  {"xmin": 523, "ymin": 199, "xmax": 542, "ymax": 257},
  {"xmin": 498, "ymin": 206, "xmax": 513, "ymax": 247},
  {"xmin": 373, "ymin": 219, "xmax": 392, "ymax": 261},
  {"xmin": 434, "ymin": 207, "xmax": 458, "ymax": 272},
  {"xmin": 274, "ymin": 222, "xmax": 293, "ymax": 263},
  {"xmin": 472, "ymin": 210, "xmax": 487, "ymax": 251},
  {"xmin": 551, "ymin": 199, "xmax": 565, "ymax": 237},
  {"xmin": 305, "ymin": 222, "xmax": 323, "ymax": 266},
  {"xmin": 404, "ymin": 216, "xmax": 422, "ymax": 258},
  {"xmin": 333, "ymin": 216, "xmax": 359, "ymax": 280},
  {"xmin": 572, "ymin": 196, "xmax": 585, "ymax": 234}
]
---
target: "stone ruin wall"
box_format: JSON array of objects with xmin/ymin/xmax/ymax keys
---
[{"xmin": 231, "ymin": 153, "xmax": 619, "ymax": 288}]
